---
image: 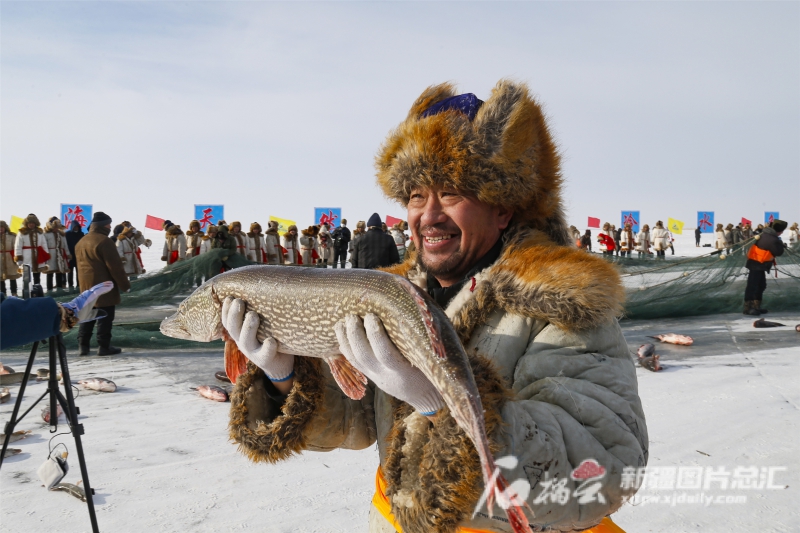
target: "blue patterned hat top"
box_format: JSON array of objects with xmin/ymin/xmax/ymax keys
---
[{"xmin": 420, "ymin": 93, "xmax": 484, "ymax": 121}]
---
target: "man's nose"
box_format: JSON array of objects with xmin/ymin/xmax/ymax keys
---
[{"xmin": 420, "ymin": 196, "xmax": 448, "ymax": 227}]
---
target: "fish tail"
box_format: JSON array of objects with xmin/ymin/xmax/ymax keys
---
[{"xmin": 493, "ymin": 473, "xmax": 535, "ymax": 533}]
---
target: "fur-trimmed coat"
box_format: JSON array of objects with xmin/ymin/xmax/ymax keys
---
[
  {"xmin": 299, "ymin": 234, "xmax": 316, "ymax": 266},
  {"xmin": 162, "ymin": 226, "xmax": 187, "ymax": 264},
  {"xmin": 281, "ymin": 234, "xmax": 299, "ymax": 265},
  {"xmin": 15, "ymin": 227, "xmax": 50, "ymax": 273},
  {"xmin": 635, "ymin": 230, "xmax": 650, "ymax": 253},
  {"xmin": 317, "ymin": 228, "xmax": 333, "ymax": 262},
  {"xmin": 43, "ymin": 227, "xmax": 71, "ymax": 274},
  {"xmin": 186, "ymin": 229, "xmax": 204, "ymax": 258},
  {"xmin": 230, "ymin": 231, "xmax": 248, "ymax": 258},
  {"xmin": 264, "ymin": 228, "xmax": 281, "ymax": 265},
  {"xmin": 199, "ymin": 234, "xmax": 214, "ymax": 255},
  {"xmin": 1, "ymin": 232, "xmax": 21, "ymax": 280},
  {"xmin": 117, "ymin": 232, "xmax": 148, "ymax": 276},
  {"xmin": 651, "ymin": 227, "xmax": 669, "ymax": 251},
  {"xmin": 228, "ymin": 227, "xmax": 647, "ymax": 533},
  {"xmin": 391, "ymin": 228, "xmax": 407, "ymax": 262},
  {"xmin": 247, "ymin": 233, "xmax": 267, "ymax": 263}
]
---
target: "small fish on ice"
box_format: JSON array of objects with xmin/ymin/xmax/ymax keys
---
[
  {"xmin": 77, "ymin": 378, "xmax": 117, "ymax": 393},
  {"xmin": 194, "ymin": 385, "xmax": 228, "ymax": 402},
  {"xmin": 648, "ymin": 333, "xmax": 693, "ymax": 346}
]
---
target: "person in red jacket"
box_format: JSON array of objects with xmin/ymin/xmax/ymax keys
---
[{"xmin": 597, "ymin": 223, "xmax": 616, "ymax": 255}]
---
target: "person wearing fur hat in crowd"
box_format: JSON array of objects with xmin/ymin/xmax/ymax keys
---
[
  {"xmin": 117, "ymin": 226, "xmax": 150, "ymax": 279},
  {"xmin": 299, "ymin": 226, "xmax": 317, "ymax": 266},
  {"xmin": 65, "ymin": 220, "xmax": 85, "ymax": 291},
  {"xmin": 161, "ymin": 220, "xmax": 187, "ymax": 265},
  {"xmin": 788, "ymin": 222, "xmax": 799, "ymax": 247},
  {"xmin": 568, "ymin": 225, "xmax": 581, "ymax": 247},
  {"xmin": 0, "ymin": 221, "xmax": 21, "ymax": 296},
  {"xmin": 651, "ymin": 221, "xmax": 669, "ymax": 259},
  {"xmin": 228, "ymin": 221, "xmax": 248, "ymax": 258},
  {"xmin": 619, "ymin": 223, "xmax": 635, "ymax": 257},
  {"xmin": 75, "ymin": 211, "xmax": 130, "ymax": 356},
  {"xmin": 281, "ymin": 224, "xmax": 300, "ymax": 265},
  {"xmin": 15, "ymin": 213, "xmax": 50, "ymax": 285},
  {"xmin": 391, "ymin": 221, "xmax": 408, "ymax": 262},
  {"xmin": 43, "ymin": 216, "xmax": 71, "ymax": 291},
  {"xmin": 264, "ymin": 220, "xmax": 281, "ymax": 264},
  {"xmin": 222, "ymin": 81, "xmax": 645, "ymax": 533},
  {"xmin": 348, "ymin": 220, "xmax": 366, "ymax": 262},
  {"xmin": 636, "ymin": 224, "xmax": 651, "ymax": 257},
  {"xmin": 714, "ymin": 223, "xmax": 727, "ymax": 251},
  {"xmin": 199, "ymin": 225, "xmax": 217, "ymax": 255},
  {"xmin": 185, "ymin": 220, "xmax": 204, "ymax": 259},
  {"xmin": 596, "ymin": 222, "xmax": 616, "ymax": 255},
  {"xmin": 316, "ymin": 223, "xmax": 334, "ymax": 268},
  {"xmin": 247, "ymin": 222, "xmax": 268, "ymax": 263}
]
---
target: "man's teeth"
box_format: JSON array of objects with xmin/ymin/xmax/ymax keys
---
[{"xmin": 425, "ymin": 235, "xmax": 452, "ymax": 243}]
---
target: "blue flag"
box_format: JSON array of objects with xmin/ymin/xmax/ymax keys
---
[
  {"xmin": 697, "ymin": 212, "xmax": 714, "ymax": 234},
  {"xmin": 195, "ymin": 205, "xmax": 224, "ymax": 229},
  {"xmin": 621, "ymin": 211, "xmax": 640, "ymax": 234}
]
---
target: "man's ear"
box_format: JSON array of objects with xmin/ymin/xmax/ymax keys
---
[{"xmin": 497, "ymin": 205, "xmax": 514, "ymax": 230}]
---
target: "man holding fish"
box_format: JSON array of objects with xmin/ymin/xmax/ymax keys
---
[{"xmin": 164, "ymin": 80, "xmax": 647, "ymax": 533}]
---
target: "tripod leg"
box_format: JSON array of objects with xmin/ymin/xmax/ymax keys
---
[
  {"xmin": 55, "ymin": 335, "xmax": 100, "ymax": 533},
  {"xmin": 0, "ymin": 341, "xmax": 39, "ymax": 469}
]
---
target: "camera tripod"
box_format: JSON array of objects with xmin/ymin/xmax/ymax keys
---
[{"xmin": 0, "ymin": 334, "xmax": 100, "ymax": 533}]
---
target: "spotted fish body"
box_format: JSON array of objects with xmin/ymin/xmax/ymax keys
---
[{"xmin": 161, "ymin": 265, "xmax": 533, "ymax": 533}]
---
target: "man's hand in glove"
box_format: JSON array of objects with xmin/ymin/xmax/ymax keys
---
[
  {"xmin": 60, "ymin": 281, "xmax": 115, "ymax": 326},
  {"xmin": 336, "ymin": 314, "xmax": 444, "ymax": 419},
  {"xmin": 221, "ymin": 297, "xmax": 295, "ymax": 393}
]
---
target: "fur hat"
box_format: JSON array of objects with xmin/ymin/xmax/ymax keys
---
[
  {"xmin": 230, "ymin": 221, "xmax": 242, "ymax": 230},
  {"xmin": 119, "ymin": 226, "xmax": 135, "ymax": 240},
  {"xmin": 189, "ymin": 219, "xmax": 201, "ymax": 230},
  {"xmin": 250, "ymin": 222, "xmax": 262, "ymax": 233},
  {"xmin": 0, "ymin": 220, "xmax": 13, "ymax": 235},
  {"xmin": 25, "ymin": 213, "xmax": 41, "ymax": 227},
  {"xmin": 267, "ymin": 220, "xmax": 279, "ymax": 229},
  {"xmin": 771, "ymin": 219, "xmax": 788, "ymax": 233},
  {"xmin": 376, "ymin": 79, "xmax": 568, "ymax": 245}
]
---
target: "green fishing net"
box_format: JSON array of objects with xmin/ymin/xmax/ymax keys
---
[{"xmin": 10, "ymin": 243, "xmax": 799, "ymax": 352}]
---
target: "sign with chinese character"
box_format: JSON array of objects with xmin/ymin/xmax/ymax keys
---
[
  {"xmin": 765, "ymin": 212, "xmax": 779, "ymax": 225},
  {"xmin": 314, "ymin": 208, "xmax": 341, "ymax": 228},
  {"xmin": 61, "ymin": 204, "xmax": 93, "ymax": 229},
  {"xmin": 697, "ymin": 211, "xmax": 714, "ymax": 234},
  {"xmin": 194, "ymin": 205, "xmax": 224, "ymax": 229},
  {"xmin": 621, "ymin": 211, "xmax": 640, "ymax": 234}
]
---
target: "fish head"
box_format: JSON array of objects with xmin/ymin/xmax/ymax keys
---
[{"xmin": 160, "ymin": 283, "xmax": 223, "ymax": 342}]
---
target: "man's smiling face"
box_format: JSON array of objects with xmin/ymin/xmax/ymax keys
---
[{"xmin": 407, "ymin": 186, "xmax": 512, "ymax": 287}]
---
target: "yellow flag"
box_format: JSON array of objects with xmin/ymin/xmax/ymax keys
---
[
  {"xmin": 10, "ymin": 215, "xmax": 25, "ymax": 232},
  {"xmin": 668, "ymin": 217, "xmax": 684, "ymax": 235},
  {"xmin": 269, "ymin": 216, "xmax": 297, "ymax": 235}
]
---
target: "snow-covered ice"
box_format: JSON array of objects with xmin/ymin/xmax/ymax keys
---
[{"xmin": 1, "ymin": 315, "xmax": 798, "ymax": 532}]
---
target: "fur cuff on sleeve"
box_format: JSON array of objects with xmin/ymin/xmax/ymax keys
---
[
  {"xmin": 383, "ymin": 354, "xmax": 510, "ymax": 533},
  {"xmin": 229, "ymin": 356, "xmax": 326, "ymax": 463}
]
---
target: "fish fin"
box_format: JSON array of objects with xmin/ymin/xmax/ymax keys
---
[
  {"xmin": 483, "ymin": 465, "xmax": 534, "ymax": 533},
  {"xmin": 326, "ymin": 354, "xmax": 367, "ymax": 400},
  {"xmin": 396, "ymin": 276, "xmax": 447, "ymax": 360},
  {"xmin": 223, "ymin": 335, "xmax": 249, "ymax": 384}
]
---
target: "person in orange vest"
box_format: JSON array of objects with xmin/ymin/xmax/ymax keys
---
[{"xmin": 744, "ymin": 219, "xmax": 787, "ymax": 316}]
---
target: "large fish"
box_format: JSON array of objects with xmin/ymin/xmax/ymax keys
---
[{"xmin": 161, "ymin": 265, "xmax": 533, "ymax": 533}]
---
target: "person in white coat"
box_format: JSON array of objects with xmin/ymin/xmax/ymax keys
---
[
  {"xmin": 185, "ymin": 220, "xmax": 204, "ymax": 259},
  {"xmin": 299, "ymin": 226, "xmax": 316, "ymax": 266},
  {"xmin": 1, "ymin": 220, "xmax": 21, "ymax": 296},
  {"xmin": 42, "ymin": 216, "xmax": 71, "ymax": 291},
  {"xmin": 391, "ymin": 222, "xmax": 408, "ymax": 261},
  {"xmin": 229, "ymin": 221, "xmax": 249, "ymax": 259},
  {"xmin": 636, "ymin": 224, "xmax": 651, "ymax": 257},
  {"xmin": 247, "ymin": 222, "xmax": 268, "ymax": 263},
  {"xmin": 714, "ymin": 223, "xmax": 727, "ymax": 251},
  {"xmin": 161, "ymin": 220, "xmax": 187, "ymax": 265},
  {"xmin": 117, "ymin": 226, "xmax": 150, "ymax": 278},
  {"xmin": 15, "ymin": 213, "xmax": 50, "ymax": 285},
  {"xmin": 281, "ymin": 225, "xmax": 300, "ymax": 265},
  {"xmin": 651, "ymin": 221, "xmax": 669, "ymax": 259},
  {"xmin": 316, "ymin": 224, "xmax": 334, "ymax": 268},
  {"xmin": 788, "ymin": 222, "xmax": 799, "ymax": 247},
  {"xmin": 199, "ymin": 225, "xmax": 218, "ymax": 255},
  {"xmin": 264, "ymin": 221, "xmax": 281, "ymax": 265}
]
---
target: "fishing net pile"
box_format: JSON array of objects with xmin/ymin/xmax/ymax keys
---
[
  {"xmin": 28, "ymin": 241, "xmax": 800, "ymax": 351},
  {"xmin": 613, "ymin": 239, "xmax": 800, "ymax": 319}
]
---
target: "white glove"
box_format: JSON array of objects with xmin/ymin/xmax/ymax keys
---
[
  {"xmin": 335, "ymin": 314, "xmax": 443, "ymax": 416},
  {"xmin": 221, "ymin": 297, "xmax": 294, "ymax": 382}
]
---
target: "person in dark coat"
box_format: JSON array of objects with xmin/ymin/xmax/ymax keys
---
[
  {"xmin": 65, "ymin": 220, "xmax": 85, "ymax": 291},
  {"xmin": 743, "ymin": 220, "xmax": 787, "ymax": 316},
  {"xmin": 694, "ymin": 226, "xmax": 701, "ymax": 247},
  {"xmin": 331, "ymin": 219, "xmax": 352, "ymax": 269},
  {"xmin": 74, "ymin": 212, "xmax": 131, "ymax": 356},
  {"xmin": 350, "ymin": 213, "xmax": 399, "ymax": 269}
]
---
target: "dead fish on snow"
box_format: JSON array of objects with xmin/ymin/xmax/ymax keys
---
[
  {"xmin": 639, "ymin": 354, "xmax": 662, "ymax": 372},
  {"xmin": 77, "ymin": 378, "xmax": 117, "ymax": 392},
  {"xmin": 0, "ymin": 363, "xmax": 15, "ymax": 375},
  {"xmin": 0, "ymin": 430, "xmax": 32, "ymax": 443},
  {"xmin": 637, "ymin": 343, "xmax": 655, "ymax": 358},
  {"xmin": 42, "ymin": 405, "xmax": 64, "ymax": 423},
  {"xmin": 753, "ymin": 318, "xmax": 786, "ymax": 328},
  {"xmin": 52, "ymin": 483, "xmax": 87, "ymax": 502},
  {"xmin": 0, "ymin": 387, "xmax": 9, "ymax": 404},
  {"xmin": 194, "ymin": 385, "xmax": 228, "ymax": 402},
  {"xmin": 649, "ymin": 333, "xmax": 693, "ymax": 346},
  {"xmin": 214, "ymin": 370, "xmax": 231, "ymax": 383},
  {"xmin": 161, "ymin": 265, "xmax": 534, "ymax": 532},
  {"xmin": 3, "ymin": 448, "xmax": 22, "ymax": 458}
]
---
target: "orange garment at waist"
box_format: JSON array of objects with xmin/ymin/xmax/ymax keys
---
[{"xmin": 372, "ymin": 467, "xmax": 625, "ymax": 533}]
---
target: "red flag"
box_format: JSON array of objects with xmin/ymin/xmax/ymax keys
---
[
  {"xmin": 587, "ymin": 217, "xmax": 600, "ymax": 228},
  {"xmin": 145, "ymin": 215, "xmax": 165, "ymax": 231},
  {"xmin": 385, "ymin": 215, "xmax": 403, "ymax": 227},
  {"xmin": 741, "ymin": 217, "xmax": 751, "ymax": 226}
]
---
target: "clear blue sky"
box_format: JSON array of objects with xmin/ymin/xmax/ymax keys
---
[{"xmin": 2, "ymin": 2, "xmax": 798, "ymax": 229}]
